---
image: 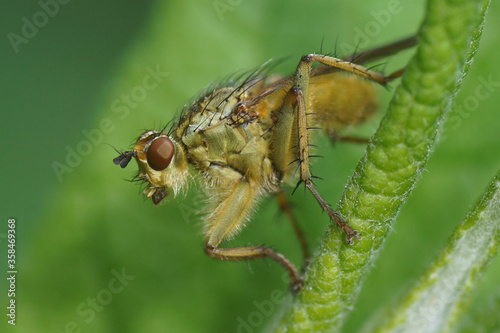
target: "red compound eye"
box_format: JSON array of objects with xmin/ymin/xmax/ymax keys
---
[{"xmin": 146, "ymin": 136, "xmax": 175, "ymax": 171}]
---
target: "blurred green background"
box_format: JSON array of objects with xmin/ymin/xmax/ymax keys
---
[{"xmin": 1, "ymin": 0, "xmax": 500, "ymax": 332}]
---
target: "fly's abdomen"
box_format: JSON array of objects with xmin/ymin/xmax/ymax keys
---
[{"xmin": 308, "ymin": 72, "xmax": 378, "ymax": 132}]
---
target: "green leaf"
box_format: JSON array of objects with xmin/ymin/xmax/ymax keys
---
[
  {"xmin": 368, "ymin": 168, "xmax": 500, "ymax": 332},
  {"xmin": 458, "ymin": 288, "xmax": 500, "ymax": 333},
  {"xmin": 271, "ymin": 0, "xmax": 491, "ymax": 331}
]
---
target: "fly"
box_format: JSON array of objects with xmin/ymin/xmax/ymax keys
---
[{"xmin": 113, "ymin": 36, "xmax": 417, "ymax": 293}]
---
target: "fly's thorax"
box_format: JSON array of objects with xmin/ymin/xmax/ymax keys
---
[
  {"xmin": 175, "ymin": 87, "xmax": 277, "ymax": 188},
  {"xmin": 133, "ymin": 130, "xmax": 189, "ymax": 205},
  {"xmin": 182, "ymin": 88, "xmax": 243, "ymax": 131}
]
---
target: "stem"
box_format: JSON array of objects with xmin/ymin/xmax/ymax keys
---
[{"xmin": 272, "ymin": 0, "xmax": 490, "ymax": 331}]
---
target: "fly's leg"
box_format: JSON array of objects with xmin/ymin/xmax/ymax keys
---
[
  {"xmin": 329, "ymin": 132, "xmax": 370, "ymax": 144},
  {"xmin": 276, "ymin": 191, "xmax": 311, "ymax": 265},
  {"xmin": 272, "ymin": 54, "xmax": 395, "ymax": 243},
  {"xmin": 346, "ymin": 35, "xmax": 417, "ymax": 64},
  {"xmin": 296, "ymin": 84, "xmax": 361, "ymax": 244},
  {"xmin": 204, "ymin": 177, "xmax": 303, "ymax": 293},
  {"xmin": 205, "ymin": 244, "xmax": 304, "ymax": 294},
  {"xmin": 296, "ymin": 54, "xmax": 398, "ymax": 242},
  {"xmin": 301, "ymin": 54, "xmax": 390, "ymax": 85},
  {"xmin": 272, "ymin": 84, "xmax": 359, "ymax": 243}
]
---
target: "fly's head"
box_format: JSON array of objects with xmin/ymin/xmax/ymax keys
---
[{"xmin": 113, "ymin": 130, "xmax": 189, "ymax": 205}]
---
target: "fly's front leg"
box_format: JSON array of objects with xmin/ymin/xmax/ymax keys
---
[
  {"xmin": 205, "ymin": 244, "xmax": 304, "ymax": 294},
  {"xmin": 204, "ymin": 177, "xmax": 303, "ymax": 293}
]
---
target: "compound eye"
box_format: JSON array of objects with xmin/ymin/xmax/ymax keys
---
[{"xmin": 146, "ymin": 136, "xmax": 175, "ymax": 171}]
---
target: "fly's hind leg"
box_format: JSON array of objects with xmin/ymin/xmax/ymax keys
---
[
  {"xmin": 297, "ymin": 83, "xmax": 361, "ymax": 244},
  {"xmin": 204, "ymin": 177, "xmax": 303, "ymax": 293},
  {"xmin": 271, "ymin": 54, "xmax": 395, "ymax": 243}
]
